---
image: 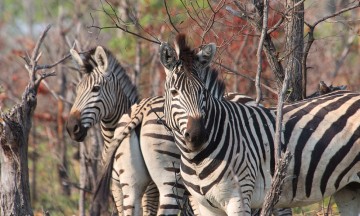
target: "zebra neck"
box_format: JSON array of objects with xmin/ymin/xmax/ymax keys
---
[{"xmin": 99, "ymin": 61, "xmax": 139, "ymax": 144}]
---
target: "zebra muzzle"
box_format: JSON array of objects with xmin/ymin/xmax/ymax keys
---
[
  {"xmin": 184, "ymin": 116, "xmax": 207, "ymax": 151},
  {"xmin": 66, "ymin": 110, "xmax": 88, "ymax": 142}
]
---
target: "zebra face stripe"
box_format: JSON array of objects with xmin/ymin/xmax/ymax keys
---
[{"xmin": 165, "ymin": 64, "xmax": 209, "ymax": 152}]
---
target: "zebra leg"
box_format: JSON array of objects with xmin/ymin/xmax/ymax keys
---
[
  {"xmin": 142, "ymin": 182, "xmax": 159, "ymax": 216},
  {"xmin": 140, "ymin": 117, "xmax": 185, "ymax": 215},
  {"xmin": 186, "ymin": 195, "xmax": 200, "ymax": 216},
  {"xmin": 114, "ymin": 131, "xmax": 152, "ymax": 215},
  {"xmin": 197, "ymin": 202, "xmax": 226, "ymax": 216},
  {"xmin": 251, "ymin": 208, "xmax": 292, "ymax": 216},
  {"xmin": 272, "ymin": 208, "xmax": 292, "ymax": 216},
  {"xmin": 333, "ymin": 183, "xmax": 360, "ymax": 216},
  {"xmin": 226, "ymin": 196, "xmax": 252, "ymax": 216},
  {"xmin": 141, "ymin": 138, "xmax": 184, "ymax": 215},
  {"xmin": 111, "ymin": 175, "xmax": 124, "ymax": 215}
]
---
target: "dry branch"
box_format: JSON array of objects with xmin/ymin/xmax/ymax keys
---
[
  {"xmin": 88, "ymin": 0, "xmax": 161, "ymax": 45},
  {"xmin": 260, "ymin": 151, "xmax": 292, "ymax": 216},
  {"xmin": 255, "ymin": 0, "xmax": 269, "ymax": 106}
]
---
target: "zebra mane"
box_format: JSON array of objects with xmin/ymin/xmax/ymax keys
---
[
  {"xmin": 175, "ymin": 33, "xmax": 225, "ymax": 99},
  {"xmin": 175, "ymin": 33, "xmax": 197, "ymax": 71},
  {"xmin": 83, "ymin": 47, "xmax": 138, "ymax": 104}
]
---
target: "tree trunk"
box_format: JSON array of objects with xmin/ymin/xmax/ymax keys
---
[
  {"xmin": 0, "ymin": 105, "xmax": 34, "ymax": 216},
  {"xmin": 88, "ymin": 126, "xmax": 105, "ymax": 216},
  {"xmin": 285, "ymin": 0, "xmax": 304, "ymax": 102},
  {"xmin": 56, "ymin": 9, "xmax": 71, "ymax": 196},
  {"xmin": 0, "ymin": 24, "xmax": 61, "ymax": 216}
]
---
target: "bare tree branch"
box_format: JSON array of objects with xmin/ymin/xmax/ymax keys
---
[
  {"xmin": 215, "ymin": 62, "xmax": 278, "ymax": 95},
  {"xmin": 302, "ymin": 1, "xmax": 359, "ymax": 98},
  {"xmin": 180, "ymin": 0, "xmax": 205, "ymax": 30},
  {"xmin": 164, "ymin": 0, "xmax": 180, "ymax": 33},
  {"xmin": 201, "ymin": 0, "xmax": 225, "ymax": 43},
  {"xmin": 255, "ymin": 0, "xmax": 269, "ymax": 106},
  {"xmin": 88, "ymin": 1, "xmax": 161, "ymax": 45}
]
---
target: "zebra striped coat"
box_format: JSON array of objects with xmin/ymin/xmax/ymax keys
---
[
  {"xmin": 95, "ymin": 49, "xmax": 292, "ymax": 216},
  {"xmin": 67, "ymin": 46, "xmax": 181, "ymax": 215},
  {"xmin": 158, "ymin": 34, "xmax": 360, "ymax": 216},
  {"xmin": 67, "ymin": 46, "xmax": 280, "ymax": 215}
]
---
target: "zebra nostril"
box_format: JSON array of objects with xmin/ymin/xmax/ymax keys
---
[
  {"xmin": 184, "ymin": 131, "xmax": 190, "ymax": 140},
  {"xmin": 74, "ymin": 124, "xmax": 80, "ymax": 133}
]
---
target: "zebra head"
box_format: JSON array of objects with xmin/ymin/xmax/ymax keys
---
[
  {"xmin": 160, "ymin": 34, "xmax": 216, "ymax": 152},
  {"xmin": 67, "ymin": 46, "xmax": 119, "ymax": 142}
]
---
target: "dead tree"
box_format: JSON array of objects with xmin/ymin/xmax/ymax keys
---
[{"xmin": 0, "ymin": 25, "xmax": 66, "ymax": 216}]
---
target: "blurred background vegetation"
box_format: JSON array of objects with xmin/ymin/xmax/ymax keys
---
[{"xmin": 0, "ymin": 0, "xmax": 358, "ymax": 215}]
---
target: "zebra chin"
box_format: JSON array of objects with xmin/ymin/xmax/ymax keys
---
[{"xmin": 184, "ymin": 139, "xmax": 206, "ymax": 152}]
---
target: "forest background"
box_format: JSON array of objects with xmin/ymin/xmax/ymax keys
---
[{"xmin": 0, "ymin": 0, "xmax": 359, "ymax": 215}]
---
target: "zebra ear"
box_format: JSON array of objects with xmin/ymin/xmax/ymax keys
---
[
  {"xmin": 196, "ymin": 43, "xmax": 216, "ymax": 67},
  {"xmin": 94, "ymin": 46, "xmax": 109, "ymax": 74},
  {"xmin": 159, "ymin": 42, "xmax": 178, "ymax": 75},
  {"xmin": 70, "ymin": 48, "xmax": 85, "ymax": 67}
]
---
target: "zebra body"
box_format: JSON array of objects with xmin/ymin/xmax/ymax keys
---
[
  {"xmin": 159, "ymin": 34, "xmax": 360, "ymax": 215},
  {"xmin": 67, "ymin": 46, "xmax": 181, "ymax": 215}
]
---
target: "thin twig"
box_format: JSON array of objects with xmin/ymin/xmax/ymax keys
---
[
  {"xmin": 214, "ymin": 62, "xmax": 277, "ymax": 95},
  {"xmin": 313, "ymin": 2, "xmax": 360, "ymax": 27},
  {"xmin": 201, "ymin": 0, "xmax": 225, "ymax": 43},
  {"xmin": 180, "ymin": 0, "xmax": 204, "ymax": 30},
  {"xmin": 35, "ymin": 53, "xmax": 71, "ymax": 70},
  {"xmin": 88, "ymin": 4, "xmax": 161, "ymax": 45},
  {"xmin": 28, "ymin": 24, "xmax": 52, "ymax": 86},
  {"xmin": 164, "ymin": 0, "xmax": 179, "ymax": 33}
]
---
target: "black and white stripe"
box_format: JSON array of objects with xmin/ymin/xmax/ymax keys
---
[
  {"xmin": 67, "ymin": 46, "xmax": 183, "ymax": 216},
  {"xmin": 159, "ymin": 34, "xmax": 360, "ymax": 216}
]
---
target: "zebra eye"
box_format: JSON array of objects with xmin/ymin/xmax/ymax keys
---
[
  {"xmin": 92, "ymin": 85, "xmax": 101, "ymax": 93},
  {"xmin": 170, "ymin": 89, "xmax": 179, "ymax": 97}
]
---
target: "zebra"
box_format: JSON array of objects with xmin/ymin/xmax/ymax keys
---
[
  {"xmin": 157, "ymin": 33, "xmax": 360, "ymax": 215},
  {"xmin": 93, "ymin": 49, "xmax": 293, "ymax": 216},
  {"xmin": 66, "ymin": 46, "xmax": 184, "ymax": 216},
  {"xmin": 66, "ymin": 46, "xmax": 268, "ymax": 216}
]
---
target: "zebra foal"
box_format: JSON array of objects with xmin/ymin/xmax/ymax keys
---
[{"xmin": 158, "ymin": 34, "xmax": 360, "ymax": 216}]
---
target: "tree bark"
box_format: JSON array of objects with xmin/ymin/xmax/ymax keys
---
[
  {"xmin": 0, "ymin": 108, "xmax": 34, "ymax": 216},
  {"xmin": 284, "ymin": 0, "xmax": 304, "ymax": 102}
]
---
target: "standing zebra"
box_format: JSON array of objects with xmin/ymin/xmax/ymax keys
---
[
  {"xmin": 66, "ymin": 46, "xmax": 263, "ymax": 215},
  {"xmin": 66, "ymin": 46, "xmax": 184, "ymax": 215},
  {"xmin": 95, "ymin": 47, "xmax": 292, "ymax": 215},
  {"xmin": 158, "ymin": 34, "xmax": 360, "ymax": 215}
]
